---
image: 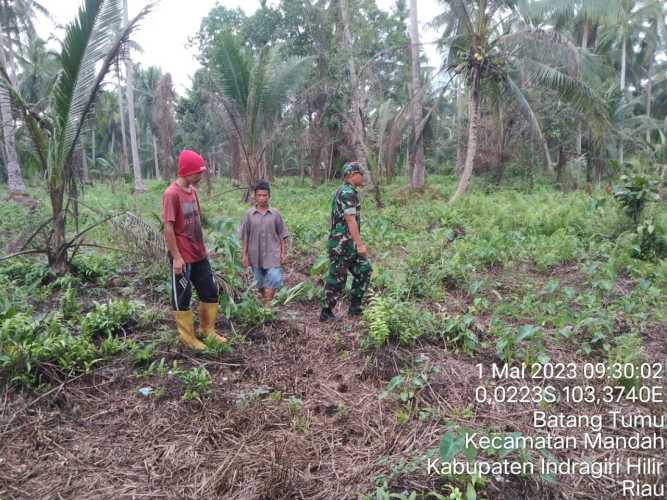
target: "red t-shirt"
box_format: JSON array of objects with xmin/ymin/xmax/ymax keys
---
[{"xmin": 162, "ymin": 182, "xmax": 208, "ymax": 263}]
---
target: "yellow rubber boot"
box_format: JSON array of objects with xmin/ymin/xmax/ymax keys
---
[
  {"xmin": 199, "ymin": 302, "xmax": 228, "ymax": 343},
  {"xmin": 174, "ymin": 310, "xmax": 205, "ymax": 351}
]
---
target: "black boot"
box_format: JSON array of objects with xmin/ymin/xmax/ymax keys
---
[
  {"xmin": 348, "ymin": 299, "xmax": 364, "ymax": 316},
  {"xmin": 320, "ymin": 307, "xmax": 341, "ymax": 322}
]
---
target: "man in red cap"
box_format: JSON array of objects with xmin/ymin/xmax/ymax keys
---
[{"xmin": 163, "ymin": 149, "xmax": 226, "ymax": 350}]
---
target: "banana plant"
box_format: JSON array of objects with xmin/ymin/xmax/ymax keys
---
[{"xmin": 0, "ymin": 0, "xmax": 152, "ymax": 276}]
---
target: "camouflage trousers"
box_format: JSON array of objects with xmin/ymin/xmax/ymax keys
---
[{"xmin": 321, "ymin": 251, "xmax": 372, "ymax": 310}]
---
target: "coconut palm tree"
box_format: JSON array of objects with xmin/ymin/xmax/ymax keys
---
[
  {"xmin": 0, "ymin": 0, "xmax": 151, "ymax": 275},
  {"xmin": 438, "ymin": 0, "xmax": 608, "ymax": 203}
]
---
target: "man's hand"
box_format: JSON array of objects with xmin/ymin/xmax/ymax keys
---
[
  {"xmin": 242, "ymin": 254, "xmax": 249, "ymax": 268},
  {"xmin": 280, "ymin": 251, "xmax": 287, "ymax": 265},
  {"xmin": 356, "ymin": 242, "xmax": 368, "ymax": 257},
  {"xmin": 173, "ymin": 256, "xmax": 185, "ymax": 275}
]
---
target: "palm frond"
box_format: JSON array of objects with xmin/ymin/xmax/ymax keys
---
[
  {"xmin": 526, "ymin": 60, "xmax": 608, "ymax": 124},
  {"xmin": 209, "ymin": 31, "xmax": 251, "ymax": 113},
  {"xmin": 247, "ymin": 46, "xmax": 271, "ymax": 149},
  {"xmin": 109, "ymin": 211, "xmax": 166, "ymax": 261},
  {"xmin": 496, "ymin": 29, "xmax": 583, "ymax": 75},
  {"xmin": 505, "ymin": 76, "xmax": 552, "ymax": 167},
  {"xmin": 520, "ymin": 0, "xmax": 622, "ymax": 25},
  {"xmin": 54, "ymin": 0, "xmax": 152, "ymax": 174},
  {"xmin": 443, "ymin": 0, "xmax": 473, "ymax": 35},
  {"xmin": 261, "ymin": 53, "xmax": 313, "ymax": 120}
]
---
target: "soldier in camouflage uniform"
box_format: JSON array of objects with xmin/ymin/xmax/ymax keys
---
[{"xmin": 320, "ymin": 161, "xmax": 372, "ymax": 322}]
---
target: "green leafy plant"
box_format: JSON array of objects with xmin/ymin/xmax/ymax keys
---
[
  {"xmin": 607, "ymin": 334, "xmax": 643, "ymax": 390},
  {"xmin": 363, "ymin": 295, "xmax": 439, "ymax": 349},
  {"xmin": 1, "ymin": 312, "xmax": 102, "ymax": 386},
  {"xmin": 274, "ymin": 280, "xmax": 318, "ymax": 305},
  {"xmin": 229, "ymin": 292, "xmax": 275, "ymax": 328},
  {"xmin": 128, "ymin": 341, "xmax": 156, "ymax": 366},
  {"xmin": 494, "ymin": 321, "xmax": 548, "ymax": 364},
  {"xmin": 364, "ymin": 295, "xmax": 392, "ymax": 347},
  {"xmin": 80, "ymin": 299, "xmax": 143, "ymax": 338},
  {"xmin": 613, "ymin": 172, "xmax": 659, "ymax": 224},
  {"xmin": 441, "ymin": 314, "xmax": 479, "ymax": 354},
  {"xmin": 633, "ymin": 219, "xmax": 667, "ymax": 261},
  {"xmin": 177, "ymin": 367, "xmax": 212, "ymax": 401},
  {"xmin": 203, "ymin": 335, "xmax": 234, "ymax": 355},
  {"xmin": 60, "ymin": 285, "xmax": 80, "ymax": 320}
]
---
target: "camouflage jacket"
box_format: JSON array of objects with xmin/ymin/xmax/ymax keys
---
[{"xmin": 327, "ymin": 183, "xmax": 360, "ymax": 256}]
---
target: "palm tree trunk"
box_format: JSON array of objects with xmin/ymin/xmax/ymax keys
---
[
  {"xmin": 124, "ymin": 0, "xmax": 146, "ymax": 193},
  {"xmin": 619, "ymin": 31, "xmax": 626, "ymax": 164},
  {"xmin": 646, "ymin": 52, "xmax": 653, "ymax": 144},
  {"xmin": 152, "ymin": 133, "xmax": 160, "ymax": 178},
  {"xmin": 48, "ymin": 183, "xmax": 68, "ymax": 276},
  {"xmin": 117, "ymin": 71, "xmax": 129, "ymax": 174},
  {"xmin": 0, "ymin": 43, "xmax": 27, "ymax": 196},
  {"xmin": 298, "ymin": 141, "xmax": 305, "ymax": 184},
  {"xmin": 455, "ymin": 77, "xmax": 466, "ymax": 172},
  {"xmin": 576, "ymin": 21, "xmax": 589, "ymax": 156},
  {"xmin": 308, "ymin": 113, "xmax": 323, "ymax": 187},
  {"xmin": 408, "ymin": 0, "xmax": 425, "ymax": 190},
  {"xmin": 109, "ymin": 128, "xmax": 115, "ymax": 158},
  {"xmin": 449, "ymin": 67, "xmax": 480, "ymax": 204},
  {"xmin": 620, "ymin": 32, "xmax": 627, "ymax": 93},
  {"xmin": 495, "ymin": 103, "xmax": 505, "ymax": 183}
]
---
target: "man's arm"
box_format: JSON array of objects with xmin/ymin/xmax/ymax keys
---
[
  {"xmin": 280, "ymin": 237, "xmax": 287, "ymax": 264},
  {"xmin": 242, "ymin": 239, "xmax": 250, "ymax": 268},
  {"xmin": 344, "ymin": 214, "xmax": 367, "ymax": 256},
  {"xmin": 276, "ymin": 212, "xmax": 288, "ymax": 264},
  {"xmin": 164, "ymin": 221, "xmax": 185, "ymax": 273},
  {"xmin": 240, "ymin": 214, "xmax": 250, "ymax": 268}
]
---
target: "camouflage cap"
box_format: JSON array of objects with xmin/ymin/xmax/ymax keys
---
[{"xmin": 342, "ymin": 161, "xmax": 363, "ymax": 176}]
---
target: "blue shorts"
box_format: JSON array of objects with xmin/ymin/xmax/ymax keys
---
[{"xmin": 252, "ymin": 267, "xmax": 283, "ymax": 289}]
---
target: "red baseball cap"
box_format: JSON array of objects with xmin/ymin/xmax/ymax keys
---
[{"xmin": 178, "ymin": 150, "xmax": 208, "ymax": 177}]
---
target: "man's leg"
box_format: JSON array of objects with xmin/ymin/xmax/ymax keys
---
[
  {"xmin": 348, "ymin": 255, "xmax": 372, "ymax": 315},
  {"xmin": 253, "ymin": 267, "xmax": 266, "ymax": 302},
  {"xmin": 171, "ymin": 262, "xmax": 205, "ymax": 351},
  {"xmin": 263, "ymin": 267, "xmax": 283, "ymax": 305},
  {"xmin": 320, "ymin": 255, "xmax": 349, "ymax": 321},
  {"xmin": 190, "ymin": 259, "xmax": 226, "ymax": 343}
]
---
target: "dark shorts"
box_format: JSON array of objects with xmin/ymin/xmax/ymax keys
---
[{"xmin": 170, "ymin": 258, "xmax": 219, "ymax": 310}]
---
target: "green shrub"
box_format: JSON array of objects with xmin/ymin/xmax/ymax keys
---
[
  {"xmin": 613, "ymin": 172, "xmax": 659, "ymax": 224},
  {"xmin": 633, "ymin": 219, "xmax": 667, "ymax": 261}
]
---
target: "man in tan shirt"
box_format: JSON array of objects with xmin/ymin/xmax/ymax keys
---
[{"xmin": 240, "ymin": 180, "xmax": 288, "ymax": 305}]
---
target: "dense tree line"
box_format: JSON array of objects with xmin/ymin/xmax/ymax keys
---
[{"xmin": 0, "ymin": 0, "xmax": 666, "ymax": 273}]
